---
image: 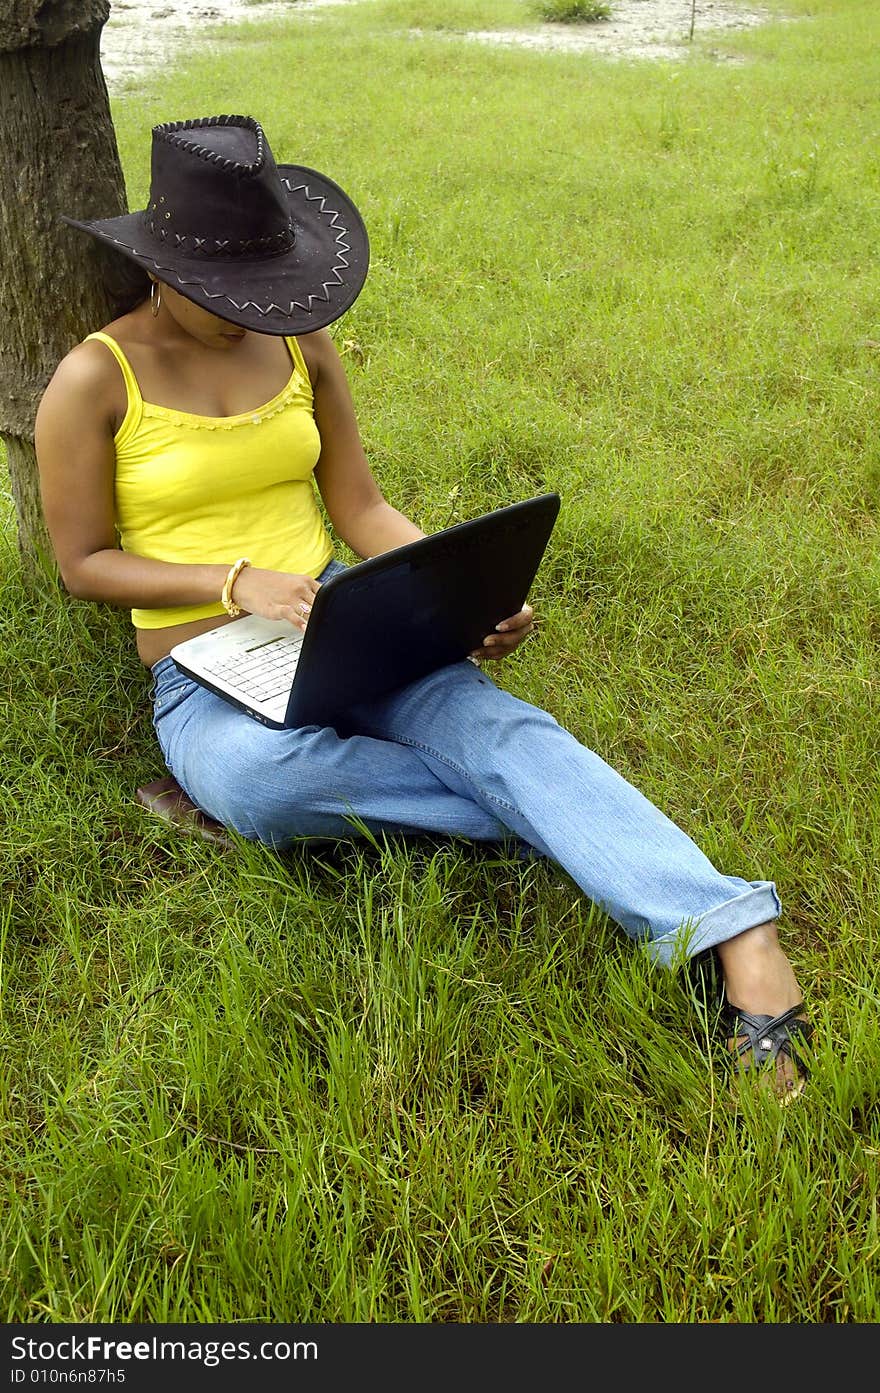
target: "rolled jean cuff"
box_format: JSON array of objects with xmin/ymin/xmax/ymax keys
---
[{"xmin": 644, "ymin": 881, "xmax": 782, "ymax": 969}]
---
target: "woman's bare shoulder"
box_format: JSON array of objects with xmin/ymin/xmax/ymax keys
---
[
  {"xmin": 295, "ymin": 326, "xmax": 340, "ymax": 383},
  {"xmin": 39, "ymin": 319, "xmax": 134, "ymax": 419}
]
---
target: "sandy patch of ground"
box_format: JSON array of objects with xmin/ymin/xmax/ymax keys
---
[
  {"xmin": 99, "ymin": 0, "xmax": 344, "ymax": 85},
  {"xmin": 456, "ymin": 1, "xmax": 778, "ymax": 61},
  {"xmin": 99, "ymin": 0, "xmax": 780, "ymax": 87}
]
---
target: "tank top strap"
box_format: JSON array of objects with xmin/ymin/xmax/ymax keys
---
[
  {"xmin": 285, "ymin": 335, "xmax": 311, "ymax": 387},
  {"xmin": 83, "ymin": 331, "xmax": 143, "ymax": 444}
]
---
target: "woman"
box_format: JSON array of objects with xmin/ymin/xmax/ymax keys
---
[{"xmin": 35, "ymin": 115, "xmax": 812, "ymax": 1099}]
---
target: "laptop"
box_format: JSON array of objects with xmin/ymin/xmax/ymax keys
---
[{"xmin": 170, "ymin": 492, "xmax": 561, "ymax": 730}]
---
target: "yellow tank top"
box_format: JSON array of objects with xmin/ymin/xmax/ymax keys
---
[{"xmin": 86, "ymin": 331, "xmax": 334, "ymax": 629}]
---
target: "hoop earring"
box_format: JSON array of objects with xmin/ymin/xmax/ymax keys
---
[{"xmin": 150, "ymin": 280, "xmax": 162, "ymax": 317}]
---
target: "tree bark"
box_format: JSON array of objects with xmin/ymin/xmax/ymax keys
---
[{"xmin": 0, "ymin": 0, "xmax": 127, "ymax": 579}]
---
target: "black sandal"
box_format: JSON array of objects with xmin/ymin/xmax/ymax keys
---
[{"xmin": 721, "ymin": 1001, "xmax": 813, "ymax": 1102}]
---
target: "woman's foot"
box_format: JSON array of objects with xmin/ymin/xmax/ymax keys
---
[{"xmin": 714, "ymin": 921, "xmax": 812, "ymax": 1103}]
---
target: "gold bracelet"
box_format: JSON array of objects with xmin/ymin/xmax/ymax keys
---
[{"xmin": 221, "ymin": 557, "xmax": 251, "ymax": 617}]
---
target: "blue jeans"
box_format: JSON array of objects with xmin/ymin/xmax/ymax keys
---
[{"xmin": 151, "ymin": 567, "xmax": 780, "ymax": 968}]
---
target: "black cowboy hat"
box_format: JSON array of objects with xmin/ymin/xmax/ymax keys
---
[{"xmin": 62, "ymin": 114, "xmax": 370, "ymax": 335}]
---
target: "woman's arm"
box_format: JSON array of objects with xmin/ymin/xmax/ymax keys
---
[
  {"xmin": 305, "ymin": 329, "xmax": 425, "ymax": 557},
  {"xmin": 35, "ymin": 342, "xmax": 230, "ymax": 609},
  {"xmin": 303, "ymin": 329, "xmax": 534, "ymax": 659},
  {"xmin": 35, "ymin": 342, "xmax": 320, "ymax": 630}
]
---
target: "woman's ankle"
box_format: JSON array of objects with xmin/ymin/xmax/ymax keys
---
[{"xmin": 715, "ymin": 921, "xmax": 805, "ymax": 1018}]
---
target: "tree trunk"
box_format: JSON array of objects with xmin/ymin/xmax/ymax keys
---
[{"xmin": 0, "ymin": 0, "xmax": 127, "ymax": 580}]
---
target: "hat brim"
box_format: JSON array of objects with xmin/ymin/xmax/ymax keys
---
[{"xmin": 62, "ymin": 164, "xmax": 369, "ymax": 336}]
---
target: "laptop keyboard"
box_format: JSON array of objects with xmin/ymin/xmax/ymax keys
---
[{"xmin": 201, "ymin": 631, "xmax": 304, "ymax": 704}]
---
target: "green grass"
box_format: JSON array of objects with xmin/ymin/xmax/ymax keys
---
[{"xmin": 2, "ymin": 0, "xmax": 879, "ymax": 1323}]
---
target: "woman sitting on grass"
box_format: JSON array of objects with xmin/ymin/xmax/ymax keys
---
[{"xmin": 35, "ymin": 114, "xmax": 812, "ymax": 1100}]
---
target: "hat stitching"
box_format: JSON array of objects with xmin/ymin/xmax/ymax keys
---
[
  {"xmin": 173, "ymin": 259, "xmax": 347, "ymax": 317},
  {"xmin": 149, "ymin": 225, "xmax": 294, "ymax": 255},
  {"xmin": 100, "ymin": 214, "xmax": 350, "ymax": 317},
  {"xmin": 157, "ymin": 115, "xmax": 265, "ymax": 179}
]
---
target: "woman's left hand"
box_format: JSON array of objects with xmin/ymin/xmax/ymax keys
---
[{"xmin": 470, "ymin": 604, "xmax": 534, "ymax": 662}]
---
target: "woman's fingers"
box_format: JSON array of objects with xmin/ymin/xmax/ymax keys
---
[
  {"xmin": 295, "ymin": 578, "xmax": 320, "ymax": 617},
  {"xmin": 470, "ymin": 604, "xmax": 534, "ymax": 661},
  {"xmin": 231, "ymin": 569, "xmax": 321, "ymax": 629},
  {"xmin": 494, "ymin": 603, "xmax": 533, "ymax": 636},
  {"xmin": 284, "ymin": 578, "xmax": 321, "ymax": 629}
]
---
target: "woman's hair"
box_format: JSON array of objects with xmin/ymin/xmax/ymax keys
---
[{"xmin": 102, "ymin": 250, "xmax": 152, "ymax": 316}]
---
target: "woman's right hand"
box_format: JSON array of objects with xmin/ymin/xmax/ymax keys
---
[{"xmin": 229, "ymin": 567, "xmax": 321, "ymax": 632}]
